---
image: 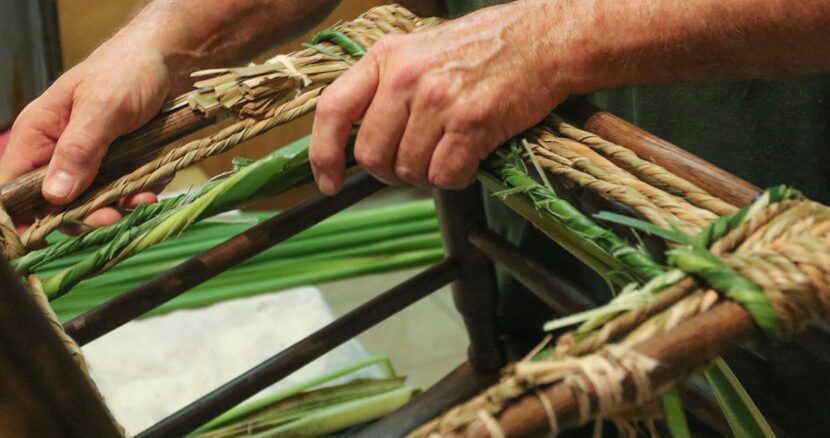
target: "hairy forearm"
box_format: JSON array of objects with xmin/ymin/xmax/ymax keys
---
[
  {"xmin": 108, "ymin": 0, "xmax": 339, "ymax": 93},
  {"xmin": 525, "ymin": 0, "xmax": 830, "ymax": 94}
]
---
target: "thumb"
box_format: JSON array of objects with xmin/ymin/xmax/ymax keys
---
[{"xmin": 42, "ymin": 102, "xmax": 123, "ymax": 205}]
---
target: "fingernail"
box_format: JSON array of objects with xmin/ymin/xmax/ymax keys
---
[
  {"xmin": 317, "ymin": 173, "xmax": 335, "ymax": 195},
  {"xmin": 44, "ymin": 170, "xmax": 75, "ymax": 200}
]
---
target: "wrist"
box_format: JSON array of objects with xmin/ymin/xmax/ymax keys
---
[
  {"xmin": 493, "ymin": 0, "xmax": 598, "ymax": 105},
  {"xmin": 521, "ymin": 0, "xmax": 653, "ymax": 99},
  {"xmin": 104, "ymin": 25, "xmax": 201, "ymax": 95}
]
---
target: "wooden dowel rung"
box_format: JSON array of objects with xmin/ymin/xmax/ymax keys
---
[
  {"xmin": 0, "ymin": 107, "xmax": 214, "ymax": 216},
  {"xmin": 557, "ymin": 99, "xmax": 760, "ymax": 207},
  {"xmin": 64, "ymin": 172, "xmax": 384, "ymax": 345},
  {"xmin": 137, "ymin": 259, "xmax": 458, "ymax": 438},
  {"xmin": 468, "ymin": 227, "xmax": 595, "ymax": 315}
]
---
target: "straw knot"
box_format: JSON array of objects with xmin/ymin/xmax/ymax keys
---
[
  {"xmin": 697, "ymin": 192, "xmax": 830, "ymax": 336},
  {"xmin": 0, "ymin": 202, "xmax": 23, "ymax": 260},
  {"xmin": 409, "ymin": 346, "xmax": 660, "ymax": 438}
]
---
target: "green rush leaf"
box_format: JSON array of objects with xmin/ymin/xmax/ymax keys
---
[
  {"xmin": 480, "ymin": 147, "xmax": 664, "ymax": 284},
  {"xmin": 661, "ymin": 390, "xmax": 691, "ymax": 438},
  {"xmin": 668, "ymin": 247, "xmax": 780, "ymax": 336},
  {"xmin": 192, "ymin": 355, "xmax": 398, "ymax": 434},
  {"xmin": 593, "ymin": 211, "xmax": 690, "ymax": 245},
  {"xmin": 705, "ymin": 359, "xmax": 775, "ymax": 438},
  {"xmin": 301, "ymin": 43, "xmax": 356, "ymax": 64},
  {"xmin": 310, "ymin": 29, "xmax": 366, "ymax": 58},
  {"xmin": 40, "ymin": 136, "xmax": 317, "ymax": 299}
]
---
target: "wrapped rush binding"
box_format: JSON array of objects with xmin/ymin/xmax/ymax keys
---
[
  {"xmin": 1, "ymin": 4, "xmax": 828, "ymax": 437},
  {"xmin": 412, "ymin": 116, "xmax": 830, "ymax": 436}
]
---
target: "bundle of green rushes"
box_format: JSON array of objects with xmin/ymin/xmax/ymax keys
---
[
  {"xmin": 191, "ymin": 355, "xmax": 419, "ymax": 438},
  {"xmin": 41, "ymin": 200, "xmax": 442, "ymax": 322},
  {"xmin": 12, "ymin": 135, "xmax": 443, "ymax": 321}
]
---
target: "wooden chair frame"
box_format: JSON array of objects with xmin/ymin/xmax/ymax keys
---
[{"xmin": 2, "ymin": 100, "xmax": 827, "ymax": 437}]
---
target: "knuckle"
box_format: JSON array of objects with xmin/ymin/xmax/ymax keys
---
[
  {"xmin": 354, "ymin": 148, "xmax": 385, "ymax": 172},
  {"xmin": 427, "ymin": 169, "xmax": 455, "ymax": 190},
  {"xmin": 58, "ymin": 139, "xmax": 99, "ymax": 163},
  {"xmin": 316, "ymin": 91, "xmax": 346, "ymax": 119},
  {"xmin": 451, "ymin": 106, "xmax": 487, "ymax": 132},
  {"xmin": 419, "ymin": 79, "xmax": 449, "ymax": 107},
  {"xmin": 15, "ymin": 103, "xmax": 55, "ymax": 132},
  {"xmin": 111, "ymin": 97, "xmax": 134, "ymax": 119},
  {"xmin": 395, "ymin": 164, "xmax": 423, "ymax": 184},
  {"xmin": 390, "ymin": 67, "xmax": 417, "ymax": 91},
  {"xmin": 32, "ymin": 106, "xmax": 67, "ymax": 131},
  {"xmin": 107, "ymin": 93, "xmax": 135, "ymax": 119},
  {"xmin": 316, "ymin": 89, "xmax": 338, "ymax": 110},
  {"xmin": 80, "ymin": 87, "xmax": 109, "ymax": 107},
  {"xmin": 14, "ymin": 102, "xmax": 37, "ymax": 121},
  {"xmin": 310, "ymin": 149, "xmax": 340, "ymax": 169},
  {"xmin": 48, "ymin": 75, "xmax": 79, "ymax": 101},
  {"xmin": 368, "ymin": 35, "xmax": 400, "ymax": 56},
  {"xmin": 83, "ymin": 87, "xmax": 134, "ymax": 121},
  {"xmin": 9, "ymin": 112, "xmax": 33, "ymax": 136}
]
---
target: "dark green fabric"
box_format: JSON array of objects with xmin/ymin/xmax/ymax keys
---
[{"xmin": 590, "ymin": 77, "xmax": 830, "ymax": 204}]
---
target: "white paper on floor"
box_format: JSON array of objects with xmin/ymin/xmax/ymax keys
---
[{"xmin": 82, "ymin": 286, "xmax": 381, "ymax": 436}]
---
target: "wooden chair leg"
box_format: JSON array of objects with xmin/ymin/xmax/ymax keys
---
[
  {"xmin": 434, "ymin": 184, "xmax": 505, "ymax": 371},
  {"xmin": 0, "ymin": 258, "xmax": 121, "ymax": 437}
]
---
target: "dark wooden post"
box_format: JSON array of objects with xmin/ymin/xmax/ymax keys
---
[
  {"xmin": 434, "ymin": 184, "xmax": 505, "ymax": 371},
  {"xmin": 0, "ymin": 258, "xmax": 121, "ymax": 437}
]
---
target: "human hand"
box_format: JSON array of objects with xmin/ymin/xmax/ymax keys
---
[
  {"xmin": 310, "ymin": 0, "xmax": 573, "ymax": 194},
  {"xmin": 0, "ymin": 36, "xmax": 170, "ymax": 228},
  {"xmin": 0, "ymin": 131, "xmax": 9, "ymax": 153}
]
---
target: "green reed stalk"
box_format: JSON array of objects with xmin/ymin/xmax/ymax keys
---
[
  {"xmin": 42, "ymin": 139, "xmax": 314, "ymax": 299},
  {"xmin": 193, "ymin": 354, "xmax": 397, "ymax": 434}
]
